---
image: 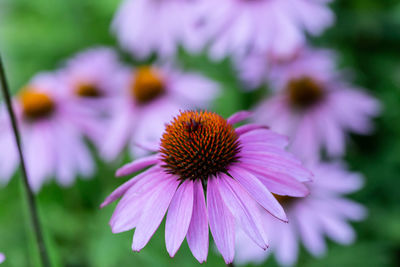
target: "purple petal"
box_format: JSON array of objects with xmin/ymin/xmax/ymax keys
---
[
  {"xmin": 317, "ymin": 212, "xmax": 355, "ymax": 245},
  {"xmin": 132, "ymin": 176, "xmax": 179, "ymax": 251},
  {"xmin": 240, "ymin": 157, "xmax": 311, "ymax": 184},
  {"xmin": 165, "ymin": 180, "xmax": 194, "ymax": 257},
  {"xmin": 229, "ymin": 166, "xmax": 287, "ymax": 222},
  {"xmin": 207, "ymin": 177, "xmax": 235, "ymax": 264},
  {"xmin": 218, "ymin": 174, "xmax": 268, "ymax": 249},
  {"xmin": 296, "ymin": 205, "xmax": 326, "ymax": 256},
  {"xmin": 101, "ymin": 167, "xmax": 160, "ymax": 208},
  {"xmin": 235, "ymin": 123, "xmax": 268, "ymax": 135},
  {"xmin": 242, "ymin": 164, "xmax": 309, "ymax": 197},
  {"xmin": 274, "ymin": 221, "xmax": 299, "ymax": 266},
  {"xmin": 239, "ymin": 129, "xmax": 289, "ymax": 148},
  {"xmin": 110, "ymin": 169, "xmax": 166, "ymax": 233},
  {"xmin": 116, "ymin": 154, "xmax": 159, "ymax": 177},
  {"xmin": 227, "ymin": 111, "xmax": 252, "ymax": 125},
  {"xmin": 187, "ymin": 180, "xmax": 209, "ymax": 263}
]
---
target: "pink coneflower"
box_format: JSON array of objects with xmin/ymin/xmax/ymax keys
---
[
  {"xmin": 235, "ymin": 161, "xmax": 366, "ymax": 266},
  {"xmin": 0, "ymin": 72, "xmax": 97, "ymax": 192},
  {"xmin": 197, "ymin": 0, "xmax": 334, "ymax": 60},
  {"xmin": 100, "ymin": 65, "xmax": 219, "ymax": 160},
  {"xmin": 0, "ymin": 253, "xmax": 4, "ymax": 264},
  {"xmin": 253, "ymin": 48, "xmax": 380, "ymax": 161},
  {"xmin": 60, "ymin": 47, "xmax": 124, "ymax": 105},
  {"xmin": 112, "ymin": 0, "xmax": 203, "ymax": 59},
  {"xmin": 101, "ymin": 110, "xmax": 312, "ymax": 263}
]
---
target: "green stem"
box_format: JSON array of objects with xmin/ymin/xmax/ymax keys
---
[{"xmin": 0, "ymin": 54, "xmax": 51, "ymax": 267}]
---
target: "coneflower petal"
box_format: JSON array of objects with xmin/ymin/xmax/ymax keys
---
[
  {"xmin": 207, "ymin": 177, "xmax": 235, "ymax": 264},
  {"xmin": 165, "ymin": 180, "xmax": 194, "ymax": 257},
  {"xmin": 187, "ymin": 180, "xmax": 209, "ymax": 263}
]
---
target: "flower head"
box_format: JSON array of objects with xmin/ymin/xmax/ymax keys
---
[
  {"xmin": 101, "ymin": 110, "xmax": 312, "ymax": 263},
  {"xmin": 197, "ymin": 0, "xmax": 334, "ymax": 60},
  {"xmin": 234, "ymin": 161, "xmax": 367, "ymax": 266},
  {"xmin": 100, "ymin": 65, "xmax": 219, "ymax": 160},
  {"xmin": 60, "ymin": 47, "xmax": 124, "ymax": 103},
  {"xmin": 252, "ymin": 48, "xmax": 380, "ymax": 161},
  {"xmin": 112, "ymin": 0, "xmax": 203, "ymax": 59},
  {"xmin": 0, "ymin": 253, "xmax": 4, "ymax": 264},
  {"xmin": 0, "ymin": 72, "xmax": 98, "ymax": 192}
]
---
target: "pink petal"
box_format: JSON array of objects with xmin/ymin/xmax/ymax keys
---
[
  {"xmin": 229, "ymin": 166, "xmax": 287, "ymax": 222},
  {"xmin": 101, "ymin": 167, "xmax": 160, "ymax": 208},
  {"xmin": 296, "ymin": 205, "xmax": 326, "ymax": 256},
  {"xmin": 165, "ymin": 180, "xmax": 194, "ymax": 257},
  {"xmin": 207, "ymin": 177, "xmax": 235, "ymax": 264},
  {"xmin": 110, "ymin": 169, "xmax": 166, "ymax": 233},
  {"xmin": 274, "ymin": 221, "xmax": 299, "ymax": 266},
  {"xmin": 239, "ymin": 129, "xmax": 289, "ymax": 148},
  {"xmin": 218, "ymin": 174, "xmax": 268, "ymax": 249},
  {"xmin": 235, "ymin": 123, "xmax": 269, "ymax": 135},
  {"xmin": 227, "ymin": 111, "xmax": 252, "ymax": 125},
  {"xmin": 116, "ymin": 154, "xmax": 159, "ymax": 177},
  {"xmin": 187, "ymin": 180, "xmax": 209, "ymax": 263},
  {"xmin": 132, "ymin": 175, "xmax": 179, "ymax": 251},
  {"xmin": 242, "ymin": 164, "xmax": 309, "ymax": 197}
]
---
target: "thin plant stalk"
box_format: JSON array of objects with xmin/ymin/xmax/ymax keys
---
[{"xmin": 0, "ymin": 54, "xmax": 51, "ymax": 267}]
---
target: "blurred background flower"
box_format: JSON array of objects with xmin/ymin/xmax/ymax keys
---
[
  {"xmin": 0, "ymin": 72, "xmax": 98, "ymax": 192},
  {"xmin": 234, "ymin": 161, "xmax": 366, "ymax": 266}
]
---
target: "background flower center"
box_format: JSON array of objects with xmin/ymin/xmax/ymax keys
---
[
  {"xmin": 75, "ymin": 82, "xmax": 102, "ymax": 98},
  {"xmin": 19, "ymin": 89, "xmax": 55, "ymax": 120},
  {"xmin": 273, "ymin": 194, "xmax": 297, "ymax": 206},
  {"xmin": 287, "ymin": 76, "xmax": 324, "ymax": 109},
  {"xmin": 160, "ymin": 110, "xmax": 241, "ymax": 181},
  {"xmin": 131, "ymin": 67, "xmax": 165, "ymax": 104}
]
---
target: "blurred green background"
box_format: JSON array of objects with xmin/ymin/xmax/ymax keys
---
[{"xmin": 1, "ymin": 0, "xmax": 400, "ymax": 266}]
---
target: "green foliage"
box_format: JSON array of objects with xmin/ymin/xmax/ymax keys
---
[{"xmin": 1, "ymin": 0, "xmax": 400, "ymax": 266}]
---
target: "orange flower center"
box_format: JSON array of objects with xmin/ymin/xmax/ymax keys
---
[
  {"xmin": 75, "ymin": 82, "xmax": 102, "ymax": 98},
  {"xmin": 19, "ymin": 89, "xmax": 55, "ymax": 120},
  {"xmin": 160, "ymin": 110, "xmax": 241, "ymax": 181},
  {"xmin": 287, "ymin": 76, "xmax": 324, "ymax": 109},
  {"xmin": 131, "ymin": 67, "xmax": 165, "ymax": 104}
]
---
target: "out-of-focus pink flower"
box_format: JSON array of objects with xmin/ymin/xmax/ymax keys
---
[
  {"xmin": 112, "ymin": 0, "xmax": 203, "ymax": 59},
  {"xmin": 0, "ymin": 72, "xmax": 99, "ymax": 192},
  {"xmin": 197, "ymin": 0, "xmax": 334, "ymax": 60},
  {"xmin": 0, "ymin": 253, "xmax": 4, "ymax": 264},
  {"xmin": 101, "ymin": 110, "xmax": 312, "ymax": 264},
  {"xmin": 235, "ymin": 161, "xmax": 367, "ymax": 266},
  {"xmin": 253, "ymin": 48, "xmax": 380, "ymax": 161},
  {"xmin": 100, "ymin": 65, "xmax": 219, "ymax": 160},
  {"xmin": 58, "ymin": 47, "xmax": 126, "ymax": 147},
  {"xmin": 60, "ymin": 47, "xmax": 124, "ymax": 104}
]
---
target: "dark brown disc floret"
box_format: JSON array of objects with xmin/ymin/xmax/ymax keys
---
[{"xmin": 287, "ymin": 76, "xmax": 325, "ymax": 110}]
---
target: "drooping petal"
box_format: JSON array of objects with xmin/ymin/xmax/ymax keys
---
[
  {"xmin": 296, "ymin": 204, "xmax": 326, "ymax": 256},
  {"xmin": 218, "ymin": 173, "xmax": 268, "ymax": 249},
  {"xmin": 207, "ymin": 177, "xmax": 235, "ymax": 264},
  {"xmin": 274, "ymin": 220, "xmax": 299, "ymax": 266},
  {"xmin": 110, "ymin": 168, "xmax": 165, "ymax": 233},
  {"xmin": 227, "ymin": 111, "xmax": 252, "ymax": 125},
  {"xmin": 239, "ymin": 129, "xmax": 289, "ymax": 148},
  {"xmin": 244, "ymin": 164, "xmax": 309, "ymax": 197},
  {"xmin": 187, "ymin": 180, "xmax": 209, "ymax": 263},
  {"xmin": 101, "ymin": 166, "xmax": 160, "ymax": 208},
  {"xmin": 165, "ymin": 180, "xmax": 194, "ymax": 257},
  {"xmin": 235, "ymin": 123, "xmax": 268, "ymax": 135},
  {"xmin": 228, "ymin": 166, "xmax": 287, "ymax": 222},
  {"xmin": 132, "ymin": 175, "xmax": 179, "ymax": 251},
  {"xmin": 116, "ymin": 154, "xmax": 159, "ymax": 177}
]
